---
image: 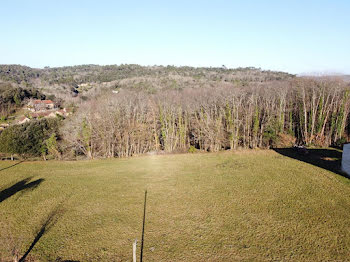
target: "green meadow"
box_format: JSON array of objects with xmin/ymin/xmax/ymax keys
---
[{"xmin": 1, "ymin": 149, "xmax": 350, "ymax": 261}]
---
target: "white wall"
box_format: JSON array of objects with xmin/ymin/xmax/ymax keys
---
[{"xmin": 341, "ymin": 144, "xmax": 350, "ymax": 176}]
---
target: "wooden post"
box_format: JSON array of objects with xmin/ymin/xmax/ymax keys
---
[
  {"xmin": 133, "ymin": 239, "xmax": 137, "ymax": 262},
  {"xmin": 140, "ymin": 190, "xmax": 147, "ymax": 262}
]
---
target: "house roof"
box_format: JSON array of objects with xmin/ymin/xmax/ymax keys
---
[
  {"xmin": 18, "ymin": 116, "xmax": 29, "ymax": 121},
  {"xmin": 31, "ymin": 111, "xmax": 52, "ymax": 118},
  {"xmin": 33, "ymin": 100, "xmax": 54, "ymax": 105},
  {"xmin": 17, "ymin": 116, "xmax": 30, "ymax": 123}
]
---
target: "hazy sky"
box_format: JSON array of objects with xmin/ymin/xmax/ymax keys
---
[{"xmin": 1, "ymin": 0, "xmax": 349, "ymax": 74}]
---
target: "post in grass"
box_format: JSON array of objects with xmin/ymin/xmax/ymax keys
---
[{"xmin": 140, "ymin": 190, "xmax": 147, "ymax": 262}]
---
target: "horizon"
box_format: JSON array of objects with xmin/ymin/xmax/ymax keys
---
[
  {"xmin": 3, "ymin": 63, "xmax": 350, "ymax": 77},
  {"xmin": 1, "ymin": 0, "xmax": 350, "ymax": 75}
]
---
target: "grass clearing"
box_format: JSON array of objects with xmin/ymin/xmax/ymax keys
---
[{"xmin": 0, "ymin": 149, "xmax": 350, "ymax": 261}]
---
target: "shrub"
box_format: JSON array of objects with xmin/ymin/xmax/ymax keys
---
[
  {"xmin": 188, "ymin": 146, "xmax": 197, "ymax": 153},
  {"xmin": 0, "ymin": 118, "xmax": 59, "ymax": 158},
  {"xmin": 333, "ymin": 137, "xmax": 347, "ymax": 148},
  {"xmin": 263, "ymin": 126, "xmax": 279, "ymax": 148}
]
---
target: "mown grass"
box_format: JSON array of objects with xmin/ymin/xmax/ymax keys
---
[{"xmin": 0, "ymin": 149, "xmax": 350, "ymax": 261}]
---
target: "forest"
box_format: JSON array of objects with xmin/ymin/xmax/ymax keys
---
[{"xmin": 0, "ymin": 64, "xmax": 349, "ymax": 159}]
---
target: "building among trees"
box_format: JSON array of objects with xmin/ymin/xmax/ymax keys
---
[{"xmin": 27, "ymin": 99, "xmax": 56, "ymax": 111}]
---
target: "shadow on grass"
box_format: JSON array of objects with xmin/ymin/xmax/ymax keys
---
[
  {"xmin": 0, "ymin": 161, "xmax": 24, "ymax": 172},
  {"xmin": 0, "ymin": 177, "xmax": 44, "ymax": 203},
  {"xmin": 19, "ymin": 204, "xmax": 67, "ymax": 262},
  {"xmin": 273, "ymin": 148, "xmax": 348, "ymax": 179}
]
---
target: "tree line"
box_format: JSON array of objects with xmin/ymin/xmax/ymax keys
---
[
  {"xmin": 60, "ymin": 78, "xmax": 349, "ymax": 159},
  {"xmin": 0, "ymin": 77, "xmax": 348, "ymax": 160},
  {"xmin": 0, "ymin": 64, "xmax": 294, "ymax": 87}
]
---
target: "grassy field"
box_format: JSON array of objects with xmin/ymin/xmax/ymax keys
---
[{"xmin": 0, "ymin": 149, "xmax": 350, "ymax": 261}]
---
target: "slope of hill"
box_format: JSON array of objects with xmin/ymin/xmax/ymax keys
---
[{"xmin": 0, "ymin": 64, "xmax": 295, "ymax": 87}]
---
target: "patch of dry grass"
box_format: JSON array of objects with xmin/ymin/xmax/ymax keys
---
[{"xmin": 0, "ymin": 150, "xmax": 349, "ymax": 261}]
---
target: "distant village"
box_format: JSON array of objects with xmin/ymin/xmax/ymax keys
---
[
  {"xmin": 0, "ymin": 99, "xmax": 72, "ymax": 131},
  {"xmin": 20, "ymin": 99, "xmax": 72, "ymax": 123}
]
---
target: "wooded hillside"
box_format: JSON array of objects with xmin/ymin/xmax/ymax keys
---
[{"xmin": 0, "ymin": 64, "xmax": 349, "ymax": 159}]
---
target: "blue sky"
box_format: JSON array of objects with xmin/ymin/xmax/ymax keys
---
[{"xmin": 0, "ymin": 0, "xmax": 349, "ymax": 74}]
